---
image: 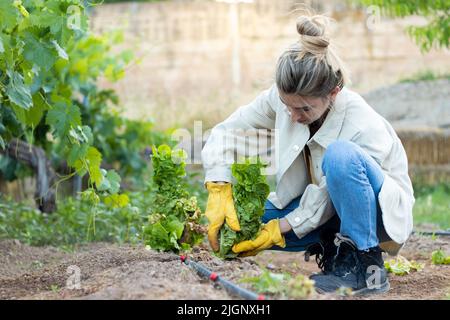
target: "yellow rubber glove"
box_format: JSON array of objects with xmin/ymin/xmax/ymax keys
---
[
  {"xmin": 205, "ymin": 182, "xmax": 241, "ymax": 251},
  {"xmin": 232, "ymin": 219, "xmax": 286, "ymax": 257}
]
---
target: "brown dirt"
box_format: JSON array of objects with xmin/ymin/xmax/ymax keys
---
[
  {"xmin": 0, "ymin": 235, "xmax": 449, "ymax": 300},
  {"xmin": 253, "ymin": 234, "xmax": 450, "ymax": 300}
]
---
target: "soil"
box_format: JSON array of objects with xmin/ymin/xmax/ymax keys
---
[{"xmin": 0, "ymin": 234, "xmax": 449, "ymax": 300}]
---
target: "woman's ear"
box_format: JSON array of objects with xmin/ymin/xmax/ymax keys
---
[{"xmin": 329, "ymin": 86, "xmax": 341, "ymax": 100}]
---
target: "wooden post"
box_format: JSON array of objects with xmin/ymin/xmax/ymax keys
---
[{"xmin": 0, "ymin": 139, "xmax": 57, "ymax": 213}]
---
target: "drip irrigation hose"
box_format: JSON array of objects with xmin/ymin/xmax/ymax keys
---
[
  {"xmin": 180, "ymin": 255, "xmax": 265, "ymax": 300},
  {"xmin": 412, "ymin": 229, "xmax": 450, "ymax": 237}
]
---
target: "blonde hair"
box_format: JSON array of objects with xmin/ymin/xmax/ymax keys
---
[{"xmin": 276, "ymin": 14, "xmax": 350, "ymax": 98}]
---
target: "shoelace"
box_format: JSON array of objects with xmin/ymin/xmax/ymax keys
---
[{"xmin": 305, "ymin": 242, "xmax": 334, "ymax": 272}]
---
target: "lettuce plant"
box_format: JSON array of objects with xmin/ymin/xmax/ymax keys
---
[
  {"xmin": 143, "ymin": 145, "xmax": 205, "ymax": 251},
  {"xmin": 218, "ymin": 158, "xmax": 270, "ymax": 258}
]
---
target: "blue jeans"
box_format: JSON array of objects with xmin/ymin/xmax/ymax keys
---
[{"xmin": 263, "ymin": 140, "xmax": 389, "ymax": 251}]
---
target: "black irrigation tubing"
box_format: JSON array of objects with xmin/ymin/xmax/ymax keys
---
[
  {"xmin": 180, "ymin": 255, "xmax": 265, "ymax": 301},
  {"xmin": 412, "ymin": 229, "xmax": 450, "ymax": 237}
]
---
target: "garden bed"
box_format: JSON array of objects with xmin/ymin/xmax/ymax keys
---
[{"xmin": 1, "ymin": 234, "xmax": 448, "ymax": 300}]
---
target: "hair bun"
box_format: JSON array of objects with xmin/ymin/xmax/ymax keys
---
[{"xmin": 296, "ymin": 15, "xmax": 330, "ymax": 57}]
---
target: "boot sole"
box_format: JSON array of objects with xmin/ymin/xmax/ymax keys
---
[
  {"xmin": 352, "ymin": 281, "xmax": 390, "ymax": 296},
  {"xmin": 314, "ymin": 281, "xmax": 390, "ymax": 296}
]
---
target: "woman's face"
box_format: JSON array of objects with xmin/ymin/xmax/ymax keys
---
[{"xmin": 279, "ymin": 87, "xmax": 340, "ymax": 125}]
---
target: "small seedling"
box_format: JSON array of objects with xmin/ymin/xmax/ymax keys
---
[
  {"xmin": 431, "ymin": 250, "xmax": 450, "ymax": 265},
  {"xmin": 240, "ymin": 268, "xmax": 315, "ymax": 299},
  {"xmin": 31, "ymin": 260, "xmax": 44, "ymax": 269},
  {"xmin": 50, "ymin": 285, "xmax": 60, "ymax": 293},
  {"xmin": 240, "ymin": 269, "xmax": 287, "ymax": 295},
  {"xmin": 384, "ymin": 256, "xmax": 424, "ymax": 275}
]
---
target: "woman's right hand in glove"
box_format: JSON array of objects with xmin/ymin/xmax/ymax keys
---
[{"xmin": 205, "ymin": 181, "xmax": 241, "ymax": 251}]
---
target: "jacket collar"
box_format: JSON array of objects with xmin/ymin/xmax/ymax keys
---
[{"xmin": 308, "ymin": 87, "xmax": 349, "ymax": 149}]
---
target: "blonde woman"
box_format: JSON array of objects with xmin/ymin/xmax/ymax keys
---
[{"xmin": 201, "ymin": 15, "xmax": 414, "ymax": 295}]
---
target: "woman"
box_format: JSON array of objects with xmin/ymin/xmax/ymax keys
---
[{"xmin": 201, "ymin": 14, "xmax": 414, "ymax": 295}]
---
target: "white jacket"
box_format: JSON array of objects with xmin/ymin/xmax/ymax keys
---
[{"xmin": 201, "ymin": 84, "xmax": 415, "ymax": 255}]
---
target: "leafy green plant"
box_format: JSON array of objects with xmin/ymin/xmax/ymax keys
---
[
  {"xmin": 384, "ymin": 255, "xmax": 424, "ymax": 275},
  {"xmin": 0, "ymin": 146, "xmax": 204, "ymax": 248},
  {"xmin": 431, "ymin": 249, "xmax": 450, "ymax": 265},
  {"xmin": 0, "ymin": 194, "xmax": 145, "ymax": 246},
  {"xmin": 240, "ymin": 268, "xmax": 315, "ymax": 299},
  {"xmin": 218, "ymin": 158, "xmax": 270, "ymax": 258},
  {"xmin": 0, "ymin": 0, "xmax": 142, "ymax": 206},
  {"xmin": 241, "ymin": 269, "xmax": 287, "ymax": 295},
  {"xmin": 142, "ymin": 145, "xmax": 205, "ymax": 252},
  {"xmin": 50, "ymin": 285, "xmax": 60, "ymax": 293}
]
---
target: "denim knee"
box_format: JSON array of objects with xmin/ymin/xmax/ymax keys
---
[
  {"xmin": 262, "ymin": 200, "xmax": 282, "ymax": 223},
  {"xmin": 322, "ymin": 140, "xmax": 361, "ymax": 181}
]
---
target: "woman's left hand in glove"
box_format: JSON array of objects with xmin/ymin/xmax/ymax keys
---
[{"xmin": 231, "ymin": 219, "xmax": 286, "ymax": 257}]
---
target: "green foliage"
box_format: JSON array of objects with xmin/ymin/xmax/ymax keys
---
[
  {"xmin": 0, "ymin": 0, "xmax": 166, "ymax": 202},
  {"xmin": 431, "ymin": 249, "xmax": 450, "ymax": 265},
  {"xmin": 240, "ymin": 269, "xmax": 316, "ymax": 299},
  {"xmin": 0, "ymin": 195, "xmax": 145, "ymax": 246},
  {"xmin": 142, "ymin": 145, "xmax": 205, "ymax": 252},
  {"xmin": 354, "ymin": 0, "xmax": 450, "ymax": 52},
  {"xmin": 185, "ymin": 170, "xmax": 209, "ymax": 211},
  {"xmin": 384, "ymin": 256, "xmax": 424, "ymax": 275},
  {"xmin": 218, "ymin": 158, "xmax": 270, "ymax": 258},
  {"xmin": 413, "ymin": 183, "xmax": 450, "ymax": 230},
  {"xmin": 0, "ymin": 0, "xmax": 129, "ymax": 198},
  {"xmin": 241, "ymin": 269, "xmax": 287, "ymax": 295},
  {"xmin": 0, "ymin": 146, "xmax": 205, "ymax": 249}
]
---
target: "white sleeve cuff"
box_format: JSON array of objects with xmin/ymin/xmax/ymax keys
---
[{"xmin": 204, "ymin": 165, "xmax": 232, "ymax": 185}]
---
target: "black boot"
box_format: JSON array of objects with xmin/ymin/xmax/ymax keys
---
[
  {"xmin": 304, "ymin": 229, "xmax": 338, "ymax": 274},
  {"xmin": 311, "ymin": 233, "xmax": 390, "ymax": 295}
]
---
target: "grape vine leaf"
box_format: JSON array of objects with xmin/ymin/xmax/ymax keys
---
[
  {"xmin": 23, "ymin": 32, "xmax": 58, "ymax": 71},
  {"xmin": 85, "ymin": 146, "xmax": 103, "ymax": 187},
  {"xmin": 67, "ymin": 143, "xmax": 89, "ymax": 167},
  {"xmin": 0, "ymin": 1, "xmax": 18, "ymax": 30},
  {"xmin": 104, "ymin": 193, "xmax": 129, "ymax": 208},
  {"xmin": 25, "ymin": 92, "xmax": 50, "ymax": 126},
  {"xmin": 6, "ymin": 70, "xmax": 33, "ymax": 110},
  {"xmin": 46, "ymin": 101, "xmax": 81, "ymax": 137},
  {"xmin": 98, "ymin": 169, "xmax": 121, "ymax": 194}
]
